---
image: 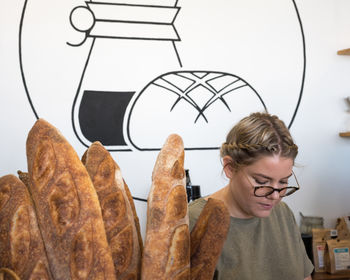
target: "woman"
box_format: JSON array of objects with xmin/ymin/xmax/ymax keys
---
[{"xmin": 189, "ymin": 112, "xmax": 314, "ymax": 280}]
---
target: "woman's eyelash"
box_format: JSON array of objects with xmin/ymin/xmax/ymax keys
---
[
  {"xmin": 254, "ymin": 179, "xmax": 289, "ymax": 185},
  {"xmin": 255, "ymin": 179, "xmax": 268, "ymax": 185}
]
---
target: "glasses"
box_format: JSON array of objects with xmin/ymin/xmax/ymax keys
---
[{"xmin": 243, "ymin": 171, "xmax": 300, "ymax": 198}]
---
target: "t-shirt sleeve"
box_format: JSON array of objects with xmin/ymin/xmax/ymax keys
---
[
  {"xmin": 301, "ymin": 238, "xmax": 315, "ymax": 278},
  {"xmin": 283, "ymin": 203, "xmax": 314, "ymax": 277},
  {"xmin": 297, "ymin": 225, "xmax": 315, "ymax": 277},
  {"xmin": 188, "ymin": 198, "xmax": 206, "ymax": 232}
]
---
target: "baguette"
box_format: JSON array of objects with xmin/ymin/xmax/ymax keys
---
[
  {"xmin": 123, "ymin": 179, "xmax": 143, "ymax": 254},
  {"xmin": 141, "ymin": 134, "xmax": 190, "ymax": 280},
  {"xmin": 0, "ymin": 268, "xmax": 21, "ymax": 280},
  {"xmin": 17, "ymin": 170, "xmax": 30, "ymax": 188},
  {"xmin": 26, "ymin": 119, "xmax": 116, "ymax": 280},
  {"xmin": 190, "ymin": 198, "xmax": 230, "ymax": 280},
  {"xmin": 0, "ymin": 174, "xmax": 53, "ymax": 279},
  {"xmin": 82, "ymin": 141, "xmax": 142, "ymax": 279}
]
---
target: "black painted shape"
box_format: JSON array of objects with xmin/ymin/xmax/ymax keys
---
[{"xmin": 79, "ymin": 90, "xmax": 134, "ymax": 146}]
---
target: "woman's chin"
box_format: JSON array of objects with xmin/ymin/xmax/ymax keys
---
[{"xmin": 253, "ymin": 209, "xmax": 273, "ymax": 218}]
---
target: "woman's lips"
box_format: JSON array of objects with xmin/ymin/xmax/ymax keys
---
[{"xmin": 259, "ymin": 202, "xmax": 273, "ymax": 210}]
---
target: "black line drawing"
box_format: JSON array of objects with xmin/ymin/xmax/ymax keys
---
[
  {"xmin": 126, "ymin": 71, "xmax": 266, "ymax": 151},
  {"xmin": 18, "ymin": 0, "xmax": 306, "ymax": 152},
  {"xmin": 287, "ymin": 0, "xmax": 306, "ymax": 130},
  {"xmin": 68, "ymin": 1, "xmax": 181, "ymax": 49},
  {"xmin": 19, "ymin": 0, "xmax": 39, "ymax": 120},
  {"xmin": 70, "ymin": 0, "xmax": 182, "ymax": 151}
]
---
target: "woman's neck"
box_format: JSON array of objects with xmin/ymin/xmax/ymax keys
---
[
  {"xmin": 208, "ymin": 186, "xmax": 235, "ymax": 217},
  {"xmin": 208, "ymin": 185, "xmax": 253, "ymax": 219}
]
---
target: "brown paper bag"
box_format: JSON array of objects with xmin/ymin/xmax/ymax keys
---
[
  {"xmin": 325, "ymin": 239, "xmax": 350, "ymax": 274},
  {"xmin": 312, "ymin": 228, "xmax": 336, "ymax": 272},
  {"xmin": 336, "ymin": 217, "xmax": 350, "ymax": 240}
]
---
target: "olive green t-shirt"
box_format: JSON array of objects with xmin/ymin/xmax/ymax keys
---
[{"xmin": 189, "ymin": 198, "xmax": 314, "ymax": 280}]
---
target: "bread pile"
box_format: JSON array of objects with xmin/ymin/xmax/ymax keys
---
[{"xmin": 0, "ymin": 119, "xmax": 229, "ymax": 280}]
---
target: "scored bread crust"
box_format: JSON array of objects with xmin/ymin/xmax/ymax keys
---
[
  {"xmin": 141, "ymin": 134, "xmax": 190, "ymax": 280},
  {"xmin": 82, "ymin": 141, "xmax": 142, "ymax": 279},
  {"xmin": 0, "ymin": 174, "xmax": 53, "ymax": 279},
  {"xmin": 26, "ymin": 119, "xmax": 116, "ymax": 280},
  {"xmin": 123, "ymin": 179, "xmax": 143, "ymax": 255},
  {"xmin": 190, "ymin": 198, "xmax": 230, "ymax": 280}
]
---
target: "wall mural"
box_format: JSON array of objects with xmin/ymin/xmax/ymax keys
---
[{"xmin": 18, "ymin": 0, "xmax": 306, "ymax": 154}]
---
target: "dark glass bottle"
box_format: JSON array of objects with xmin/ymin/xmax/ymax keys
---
[
  {"xmin": 185, "ymin": 169, "xmax": 192, "ymax": 202},
  {"xmin": 185, "ymin": 169, "xmax": 201, "ymax": 202},
  {"xmin": 191, "ymin": 185, "xmax": 201, "ymax": 201}
]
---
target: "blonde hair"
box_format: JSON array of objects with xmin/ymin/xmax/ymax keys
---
[{"xmin": 220, "ymin": 112, "xmax": 298, "ymax": 169}]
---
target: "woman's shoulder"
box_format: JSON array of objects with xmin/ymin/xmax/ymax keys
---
[
  {"xmin": 188, "ymin": 197, "xmax": 208, "ymax": 230},
  {"xmin": 189, "ymin": 197, "xmax": 207, "ymax": 215},
  {"xmin": 274, "ymin": 201, "xmax": 293, "ymax": 214},
  {"xmin": 271, "ymin": 201, "xmax": 297, "ymax": 224}
]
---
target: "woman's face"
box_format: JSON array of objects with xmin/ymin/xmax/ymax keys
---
[{"xmin": 228, "ymin": 155, "xmax": 294, "ymax": 219}]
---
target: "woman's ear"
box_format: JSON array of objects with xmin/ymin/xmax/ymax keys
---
[{"xmin": 222, "ymin": 156, "xmax": 234, "ymax": 179}]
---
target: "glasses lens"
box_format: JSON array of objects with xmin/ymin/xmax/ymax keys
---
[
  {"xmin": 281, "ymin": 187, "xmax": 298, "ymax": 197},
  {"xmin": 255, "ymin": 186, "xmax": 274, "ymax": 197},
  {"xmin": 255, "ymin": 186, "xmax": 298, "ymax": 197}
]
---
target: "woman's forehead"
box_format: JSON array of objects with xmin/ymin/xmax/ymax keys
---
[{"xmin": 243, "ymin": 155, "xmax": 294, "ymax": 176}]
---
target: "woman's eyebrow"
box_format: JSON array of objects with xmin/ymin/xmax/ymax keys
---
[{"xmin": 252, "ymin": 173, "xmax": 293, "ymax": 180}]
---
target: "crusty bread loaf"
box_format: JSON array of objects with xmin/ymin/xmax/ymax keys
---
[
  {"xmin": 141, "ymin": 134, "xmax": 190, "ymax": 280},
  {"xmin": 123, "ymin": 179, "xmax": 143, "ymax": 254},
  {"xmin": 190, "ymin": 198, "xmax": 230, "ymax": 280},
  {"xmin": 17, "ymin": 170, "xmax": 30, "ymax": 188},
  {"xmin": 0, "ymin": 174, "xmax": 53, "ymax": 279},
  {"xmin": 82, "ymin": 141, "xmax": 142, "ymax": 279},
  {"xmin": 26, "ymin": 119, "xmax": 116, "ymax": 280},
  {"xmin": 0, "ymin": 267, "xmax": 21, "ymax": 280}
]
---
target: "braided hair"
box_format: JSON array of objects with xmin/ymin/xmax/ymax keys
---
[{"xmin": 220, "ymin": 112, "xmax": 298, "ymax": 169}]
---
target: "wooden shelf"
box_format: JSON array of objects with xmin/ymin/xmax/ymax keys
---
[
  {"xmin": 313, "ymin": 272, "xmax": 350, "ymax": 280},
  {"xmin": 339, "ymin": 132, "xmax": 350, "ymax": 137},
  {"xmin": 337, "ymin": 48, "xmax": 350, "ymax": 55}
]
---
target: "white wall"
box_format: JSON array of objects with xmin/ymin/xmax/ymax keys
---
[
  {"xmin": 1, "ymin": 0, "xmax": 350, "ymax": 238},
  {"xmin": 284, "ymin": 0, "xmax": 350, "ymax": 228}
]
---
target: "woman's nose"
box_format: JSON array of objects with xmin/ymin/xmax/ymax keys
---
[{"xmin": 267, "ymin": 189, "xmax": 281, "ymax": 200}]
